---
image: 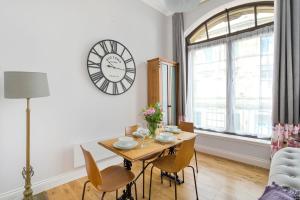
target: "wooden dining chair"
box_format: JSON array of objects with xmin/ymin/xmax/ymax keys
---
[
  {"xmin": 125, "ymin": 125, "xmax": 139, "ymax": 136},
  {"xmin": 80, "ymin": 146, "xmax": 137, "ymax": 200},
  {"xmin": 178, "ymin": 121, "xmax": 198, "ymax": 173},
  {"xmin": 148, "ymin": 137, "xmax": 199, "ymax": 200},
  {"xmin": 125, "ymin": 125, "xmax": 162, "ymax": 198}
]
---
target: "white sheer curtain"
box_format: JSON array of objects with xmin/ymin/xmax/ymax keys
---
[{"xmin": 187, "ymin": 26, "xmax": 274, "ymax": 138}]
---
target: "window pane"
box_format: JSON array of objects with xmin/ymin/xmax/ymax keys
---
[
  {"xmin": 229, "ymin": 7, "xmax": 255, "ymax": 33},
  {"xmin": 257, "ymin": 6, "xmax": 274, "ymax": 26},
  {"xmin": 231, "ymin": 34, "xmax": 274, "ymax": 138},
  {"xmin": 207, "ymin": 13, "xmax": 229, "ymax": 39},
  {"xmin": 192, "ymin": 44, "xmax": 227, "ymax": 131},
  {"xmin": 189, "ymin": 25, "xmax": 207, "ymax": 44}
]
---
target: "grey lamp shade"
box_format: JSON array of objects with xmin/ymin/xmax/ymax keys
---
[{"xmin": 4, "ymin": 71, "xmax": 50, "ymax": 99}]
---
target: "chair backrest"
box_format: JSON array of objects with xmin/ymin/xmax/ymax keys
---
[
  {"xmin": 125, "ymin": 125, "xmax": 139, "ymax": 136},
  {"xmin": 80, "ymin": 146, "xmax": 102, "ymax": 188},
  {"xmin": 174, "ymin": 137, "xmax": 196, "ymax": 170},
  {"xmin": 179, "ymin": 121, "xmax": 194, "ymax": 133}
]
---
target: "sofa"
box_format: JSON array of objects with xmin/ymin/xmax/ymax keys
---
[{"xmin": 269, "ymin": 147, "xmax": 300, "ymax": 190}]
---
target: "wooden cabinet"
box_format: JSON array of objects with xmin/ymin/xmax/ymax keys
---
[{"xmin": 147, "ymin": 57, "xmax": 178, "ymax": 125}]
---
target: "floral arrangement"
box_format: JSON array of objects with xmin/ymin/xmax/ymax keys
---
[
  {"xmin": 271, "ymin": 123, "xmax": 300, "ymax": 156},
  {"xmin": 143, "ymin": 103, "xmax": 163, "ymax": 137},
  {"xmin": 143, "ymin": 103, "xmax": 163, "ymax": 123}
]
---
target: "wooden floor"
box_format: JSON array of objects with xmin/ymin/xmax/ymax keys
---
[{"xmin": 35, "ymin": 153, "xmax": 269, "ymax": 200}]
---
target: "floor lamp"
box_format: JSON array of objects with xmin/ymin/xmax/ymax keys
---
[{"xmin": 4, "ymin": 72, "xmax": 50, "ymax": 200}]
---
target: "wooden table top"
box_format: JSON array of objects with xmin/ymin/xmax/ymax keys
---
[{"xmin": 98, "ymin": 131, "xmax": 197, "ymax": 162}]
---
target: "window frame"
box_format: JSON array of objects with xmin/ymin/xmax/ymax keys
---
[
  {"xmin": 190, "ymin": 32, "xmax": 274, "ymax": 139},
  {"xmin": 186, "ymin": 2, "xmax": 275, "ymax": 139},
  {"xmin": 186, "ymin": 1, "xmax": 274, "ymax": 46}
]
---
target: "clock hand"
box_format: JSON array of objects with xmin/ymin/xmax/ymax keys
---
[
  {"xmin": 107, "ymin": 60, "xmax": 125, "ymax": 70},
  {"xmin": 107, "ymin": 60, "xmax": 116, "ymax": 67},
  {"xmin": 107, "ymin": 65, "xmax": 125, "ymax": 71}
]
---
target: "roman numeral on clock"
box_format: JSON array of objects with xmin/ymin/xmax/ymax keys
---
[
  {"xmin": 88, "ymin": 60, "xmax": 100, "ymax": 69},
  {"xmin": 110, "ymin": 41, "xmax": 117, "ymax": 53},
  {"xmin": 124, "ymin": 75, "xmax": 134, "ymax": 85},
  {"xmin": 112, "ymin": 83, "xmax": 119, "ymax": 94},
  {"xmin": 100, "ymin": 42, "xmax": 109, "ymax": 54},
  {"xmin": 120, "ymin": 81, "xmax": 127, "ymax": 92},
  {"xmin": 121, "ymin": 48, "xmax": 126, "ymax": 57},
  {"xmin": 126, "ymin": 68, "xmax": 135, "ymax": 73},
  {"xmin": 90, "ymin": 48, "xmax": 103, "ymax": 60},
  {"xmin": 100, "ymin": 79, "xmax": 110, "ymax": 92},
  {"xmin": 90, "ymin": 71, "xmax": 104, "ymax": 83},
  {"xmin": 125, "ymin": 58, "xmax": 133, "ymax": 64}
]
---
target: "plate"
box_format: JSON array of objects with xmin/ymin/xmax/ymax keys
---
[
  {"xmin": 113, "ymin": 141, "xmax": 138, "ymax": 150},
  {"xmin": 165, "ymin": 125, "xmax": 178, "ymax": 129},
  {"xmin": 164, "ymin": 127, "xmax": 182, "ymax": 133},
  {"xmin": 155, "ymin": 135, "xmax": 177, "ymax": 143},
  {"xmin": 133, "ymin": 130, "xmax": 149, "ymax": 138},
  {"xmin": 137, "ymin": 127, "xmax": 150, "ymax": 133}
]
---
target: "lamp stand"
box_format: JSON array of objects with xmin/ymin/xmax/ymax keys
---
[{"xmin": 22, "ymin": 98, "xmax": 34, "ymax": 200}]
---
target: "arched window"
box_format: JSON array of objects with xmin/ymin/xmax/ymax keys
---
[
  {"xmin": 187, "ymin": 2, "xmax": 274, "ymax": 45},
  {"xmin": 186, "ymin": 2, "xmax": 274, "ymax": 139}
]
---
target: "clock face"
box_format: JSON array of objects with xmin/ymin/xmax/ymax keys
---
[{"xmin": 87, "ymin": 39, "xmax": 136, "ymax": 95}]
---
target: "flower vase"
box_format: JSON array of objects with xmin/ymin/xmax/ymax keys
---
[{"xmin": 148, "ymin": 122, "xmax": 158, "ymax": 139}]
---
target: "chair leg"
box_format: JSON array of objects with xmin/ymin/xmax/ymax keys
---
[
  {"xmin": 115, "ymin": 190, "xmax": 118, "ymax": 200},
  {"xmin": 134, "ymin": 181, "xmax": 138, "ymax": 200},
  {"xmin": 182, "ymin": 169, "xmax": 185, "ymax": 183},
  {"xmin": 101, "ymin": 192, "xmax": 106, "ymax": 200},
  {"xmin": 169, "ymin": 174, "xmax": 171, "ymax": 187},
  {"xmin": 188, "ymin": 166, "xmax": 199, "ymax": 200},
  {"xmin": 82, "ymin": 180, "xmax": 90, "ymax": 200},
  {"xmin": 142, "ymin": 160, "xmax": 145, "ymax": 198},
  {"xmin": 174, "ymin": 173, "xmax": 177, "ymax": 200},
  {"xmin": 194, "ymin": 150, "xmax": 199, "ymax": 173},
  {"xmin": 149, "ymin": 165, "xmax": 154, "ymax": 200}
]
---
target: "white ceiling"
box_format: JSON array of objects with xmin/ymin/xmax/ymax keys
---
[{"xmin": 141, "ymin": 0, "xmax": 208, "ymax": 16}]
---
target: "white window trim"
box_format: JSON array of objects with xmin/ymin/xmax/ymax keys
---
[{"xmin": 194, "ymin": 129, "xmax": 271, "ymax": 147}]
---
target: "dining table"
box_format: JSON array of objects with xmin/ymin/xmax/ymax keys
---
[{"xmin": 98, "ymin": 131, "xmax": 197, "ymax": 200}]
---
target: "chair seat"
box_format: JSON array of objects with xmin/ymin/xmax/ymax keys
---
[
  {"xmin": 98, "ymin": 165, "xmax": 135, "ymax": 192},
  {"xmin": 153, "ymin": 155, "xmax": 181, "ymax": 173}
]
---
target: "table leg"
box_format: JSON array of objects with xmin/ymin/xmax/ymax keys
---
[
  {"xmin": 118, "ymin": 159, "xmax": 134, "ymax": 200},
  {"xmin": 168, "ymin": 146, "xmax": 176, "ymax": 155},
  {"xmin": 161, "ymin": 172, "xmax": 184, "ymax": 185}
]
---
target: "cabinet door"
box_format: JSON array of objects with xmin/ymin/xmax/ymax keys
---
[
  {"xmin": 168, "ymin": 66, "xmax": 177, "ymax": 125},
  {"xmin": 161, "ymin": 63, "xmax": 168, "ymax": 125}
]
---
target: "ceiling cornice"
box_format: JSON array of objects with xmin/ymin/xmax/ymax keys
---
[
  {"xmin": 140, "ymin": 0, "xmax": 173, "ymax": 16},
  {"xmin": 140, "ymin": 0, "xmax": 208, "ymax": 16}
]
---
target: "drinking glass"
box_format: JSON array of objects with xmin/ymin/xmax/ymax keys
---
[{"xmin": 140, "ymin": 132, "xmax": 147, "ymax": 148}]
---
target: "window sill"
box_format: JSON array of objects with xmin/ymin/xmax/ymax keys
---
[{"xmin": 194, "ymin": 129, "xmax": 271, "ymax": 147}]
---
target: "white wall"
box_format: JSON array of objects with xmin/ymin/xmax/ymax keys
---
[{"xmin": 0, "ymin": 0, "xmax": 170, "ymax": 196}]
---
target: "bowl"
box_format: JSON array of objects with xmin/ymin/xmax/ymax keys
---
[
  {"xmin": 159, "ymin": 132, "xmax": 173, "ymax": 140},
  {"xmin": 118, "ymin": 136, "xmax": 134, "ymax": 145}
]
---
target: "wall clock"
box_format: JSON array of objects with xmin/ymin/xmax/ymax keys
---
[{"xmin": 87, "ymin": 39, "xmax": 136, "ymax": 95}]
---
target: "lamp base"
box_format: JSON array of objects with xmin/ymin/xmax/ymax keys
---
[{"xmin": 22, "ymin": 166, "xmax": 34, "ymax": 200}]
